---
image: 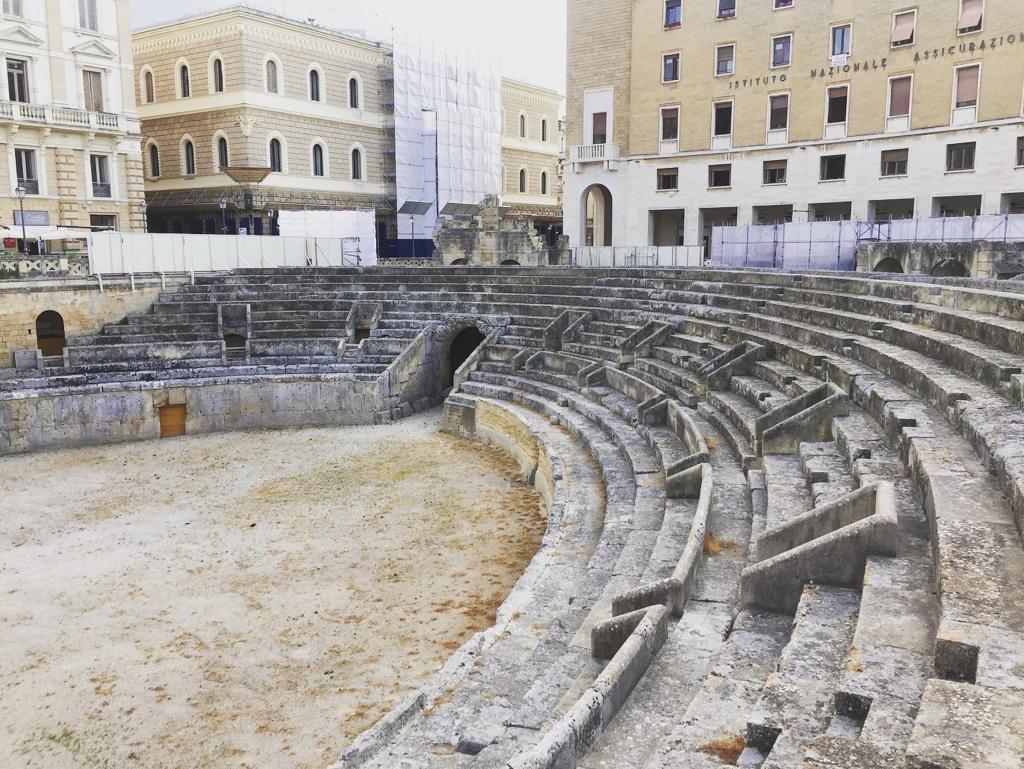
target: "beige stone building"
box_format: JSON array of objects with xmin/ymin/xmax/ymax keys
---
[
  {"xmin": 566, "ymin": 0, "xmax": 1024, "ymax": 249},
  {"xmin": 0, "ymin": 0, "xmax": 145, "ymax": 244},
  {"xmin": 134, "ymin": 7, "xmax": 564, "ymax": 248}
]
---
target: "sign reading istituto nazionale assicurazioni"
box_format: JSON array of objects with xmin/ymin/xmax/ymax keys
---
[{"xmin": 726, "ymin": 32, "xmax": 1024, "ymax": 90}]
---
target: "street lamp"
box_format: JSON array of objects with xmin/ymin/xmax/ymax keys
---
[
  {"xmin": 15, "ymin": 184, "xmax": 27, "ymax": 257},
  {"xmin": 219, "ymin": 197, "xmax": 228, "ymax": 234},
  {"xmin": 139, "ymin": 199, "xmax": 148, "ymax": 233}
]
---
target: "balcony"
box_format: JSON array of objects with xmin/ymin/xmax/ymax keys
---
[
  {"xmin": 570, "ymin": 143, "xmax": 620, "ymax": 163},
  {"xmin": 0, "ymin": 101, "xmax": 124, "ymax": 133},
  {"xmin": 92, "ymin": 183, "xmax": 112, "ymax": 198},
  {"xmin": 16, "ymin": 178, "xmax": 39, "ymax": 195}
]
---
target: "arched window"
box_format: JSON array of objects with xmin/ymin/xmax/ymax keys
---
[
  {"xmin": 212, "ymin": 58, "xmax": 224, "ymax": 93},
  {"xmin": 309, "ymin": 69, "xmax": 321, "ymax": 101},
  {"xmin": 269, "ymin": 138, "xmax": 282, "ymax": 172},
  {"xmin": 519, "ymin": 113, "xmax": 527, "ymax": 138},
  {"xmin": 266, "ymin": 59, "xmax": 279, "ymax": 93},
  {"xmin": 217, "ymin": 136, "xmax": 229, "ymax": 170},
  {"xmin": 36, "ymin": 311, "xmax": 66, "ymax": 356},
  {"xmin": 351, "ymin": 147, "xmax": 362, "ymax": 180},
  {"xmin": 179, "ymin": 64, "xmax": 190, "ymax": 98},
  {"xmin": 541, "ymin": 170, "xmax": 548, "ymax": 195},
  {"xmin": 144, "ymin": 70, "xmax": 155, "ymax": 103},
  {"xmin": 519, "ymin": 168, "xmax": 527, "ymax": 193},
  {"xmin": 312, "ymin": 143, "xmax": 325, "ymax": 177},
  {"xmin": 148, "ymin": 143, "xmax": 160, "ymax": 178},
  {"xmin": 348, "ymin": 77, "xmax": 359, "ymax": 109},
  {"xmin": 541, "ymin": 118, "xmax": 548, "ymax": 142},
  {"xmin": 183, "ymin": 139, "xmax": 196, "ymax": 175}
]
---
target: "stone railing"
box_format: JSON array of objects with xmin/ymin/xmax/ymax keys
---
[
  {"xmin": 569, "ymin": 143, "xmax": 621, "ymax": 163},
  {"xmin": 0, "ymin": 255, "xmax": 90, "ymax": 278},
  {"xmin": 0, "ymin": 101, "xmax": 127, "ymax": 133}
]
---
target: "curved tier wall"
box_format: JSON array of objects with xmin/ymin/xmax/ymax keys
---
[{"xmin": 2, "ymin": 267, "xmax": 1023, "ymax": 769}]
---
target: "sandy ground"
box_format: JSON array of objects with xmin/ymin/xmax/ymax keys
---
[{"xmin": 0, "ymin": 412, "xmax": 545, "ymax": 769}]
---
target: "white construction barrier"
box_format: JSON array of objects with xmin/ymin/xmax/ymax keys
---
[
  {"xmin": 276, "ymin": 209, "xmax": 377, "ymax": 265},
  {"xmin": 87, "ymin": 232, "xmax": 365, "ymax": 276},
  {"xmin": 572, "ymin": 246, "xmax": 705, "ymax": 268}
]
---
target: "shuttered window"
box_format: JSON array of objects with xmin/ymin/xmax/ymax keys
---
[
  {"xmin": 888, "ymin": 76, "xmax": 912, "ymax": 118},
  {"xmin": 955, "ymin": 65, "xmax": 980, "ymax": 108}
]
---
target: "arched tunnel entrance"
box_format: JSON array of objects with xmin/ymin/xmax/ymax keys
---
[
  {"xmin": 931, "ymin": 259, "xmax": 967, "ymax": 278},
  {"xmin": 448, "ymin": 326, "xmax": 486, "ymax": 386},
  {"xmin": 36, "ymin": 311, "xmax": 66, "ymax": 357}
]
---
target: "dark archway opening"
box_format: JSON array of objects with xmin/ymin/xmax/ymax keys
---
[
  {"xmin": 932, "ymin": 259, "xmax": 967, "ymax": 278},
  {"xmin": 448, "ymin": 326, "xmax": 486, "ymax": 385},
  {"xmin": 500, "ymin": 259, "xmax": 521, "ymax": 266},
  {"xmin": 874, "ymin": 257, "xmax": 904, "ymax": 273},
  {"xmin": 36, "ymin": 310, "xmax": 66, "ymax": 357},
  {"xmin": 224, "ymin": 333, "xmax": 247, "ymax": 349},
  {"xmin": 581, "ymin": 184, "xmax": 613, "ymax": 247},
  {"xmin": 449, "ymin": 258, "xmax": 469, "ymax": 266}
]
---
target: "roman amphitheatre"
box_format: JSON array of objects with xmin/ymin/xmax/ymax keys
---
[{"xmin": 1, "ymin": 265, "xmax": 1022, "ymax": 769}]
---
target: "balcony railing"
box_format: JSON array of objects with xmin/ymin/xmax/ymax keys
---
[
  {"xmin": 570, "ymin": 143, "xmax": 621, "ymax": 163},
  {"xmin": 0, "ymin": 101, "xmax": 124, "ymax": 133},
  {"xmin": 92, "ymin": 183, "xmax": 112, "ymax": 198},
  {"xmin": 16, "ymin": 178, "xmax": 39, "ymax": 195}
]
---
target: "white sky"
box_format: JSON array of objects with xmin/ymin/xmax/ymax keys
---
[{"xmin": 131, "ymin": 0, "xmax": 567, "ymax": 93}]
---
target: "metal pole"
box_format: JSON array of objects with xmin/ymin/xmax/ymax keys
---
[{"xmin": 16, "ymin": 185, "xmax": 27, "ymax": 257}]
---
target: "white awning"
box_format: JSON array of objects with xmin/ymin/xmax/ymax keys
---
[
  {"xmin": 891, "ymin": 13, "xmax": 916, "ymax": 44},
  {"xmin": 3, "ymin": 226, "xmax": 90, "ymax": 240},
  {"xmin": 959, "ymin": 0, "xmax": 983, "ymax": 30}
]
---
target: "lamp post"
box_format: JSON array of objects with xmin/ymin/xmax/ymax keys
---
[
  {"xmin": 139, "ymin": 199, "xmax": 148, "ymax": 233},
  {"xmin": 15, "ymin": 184, "xmax": 27, "ymax": 257},
  {"xmin": 219, "ymin": 197, "xmax": 228, "ymax": 234}
]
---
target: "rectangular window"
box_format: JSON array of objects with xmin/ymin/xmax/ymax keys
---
[
  {"xmin": 888, "ymin": 76, "xmax": 912, "ymax": 118},
  {"xmin": 83, "ymin": 70, "xmax": 103, "ymax": 112},
  {"xmin": 592, "ymin": 112, "xmax": 607, "ymax": 145},
  {"xmin": 79, "ymin": 0, "xmax": 98, "ymax": 31},
  {"xmin": 1017, "ymin": 137, "xmax": 1024, "ymax": 167},
  {"xmin": 3, "ymin": 0, "xmax": 23, "ymax": 16},
  {"xmin": 657, "ymin": 167, "xmax": 679, "ymax": 190},
  {"xmin": 827, "ymin": 85, "xmax": 849, "ymax": 124},
  {"xmin": 90, "ymin": 214, "xmax": 117, "ymax": 232},
  {"xmin": 708, "ymin": 164, "xmax": 732, "ymax": 188},
  {"xmin": 718, "ymin": 0, "xmax": 736, "ymax": 18},
  {"xmin": 958, "ymin": 0, "xmax": 983, "ymax": 34},
  {"xmin": 946, "ymin": 142, "xmax": 976, "ymax": 172},
  {"xmin": 773, "ymin": 0, "xmax": 793, "ymax": 7},
  {"xmin": 881, "ymin": 149, "xmax": 909, "ymax": 177},
  {"xmin": 90, "ymin": 154, "xmax": 111, "ymax": 197},
  {"xmin": 891, "ymin": 10, "xmax": 916, "ymax": 47},
  {"xmin": 14, "ymin": 147, "xmax": 37, "ymax": 194},
  {"xmin": 665, "ymin": 0, "xmax": 681, "ymax": 28},
  {"xmin": 663, "ymin": 53, "xmax": 680, "ymax": 83},
  {"xmin": 955, "ymin": 65, "xmax": 980, "ymax": 108},
  {"xmin": 820, "ymin": 154, "xmax": 847, "ymax": 181},
  {"xmin": 715, "ymin": 44, "xmax": 735, "ymax": 76},
  {"xmin": 769, "ymin": 93, "xmax": 789, "ymax": 130},
  {"xmin": 831, "ymin": 24, "xmax": 852, "ymax": 57},
  {"xmin": 763, "ymin": 159, "xmax": 787, "ymax": 185},
  {"xmin": 713, "ymin": 101, "xmax": 733, "ymax": 136},
  {"xmin": 6, "ymin": 58, "xmax": 28, "ymax": 103},
  {"xmin": 771, "ymin": 34, "xmax": 792, "ymax": 67},
  {"xmin": 661, "ymin": 106, "xmax": 679, "ymax": 140}
]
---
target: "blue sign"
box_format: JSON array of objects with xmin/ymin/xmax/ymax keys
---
[{"xmin": 14, "ymin": 210, "xmax": 49, "ymax": 226}]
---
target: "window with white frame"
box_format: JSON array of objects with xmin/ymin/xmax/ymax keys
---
[
  {"xmin": 79, "ymin": 0, "xmax": 98, "ymax": 31},
  {"xmin": 182, "ymin": 140, "xmax": 196, "ymax": 176},
  {"xmin": 771, "ymin": 34, "xmax": 792, "ymax": 67},
  {"xmin": 7, "ymin": 58, "xmax": 29, "ymax": 102},
  {"xmin": 348, "ymin": 77, "xmax": 360, "ymax": 108},
  {"xmin": 351, "ymin": 147, "xmax": 362, "ymax": 180},
  {"xmin": 83, "ymin": 70, "xmax": 103, "ymax": 112},
  {"xmin": 3, "ymin": 0, "xmax": 23, "ymax": 17},
  {"xmin": 148, "ymin": 144, "xmax": 160, "ymax": 178},
  {"xmin": 269, "ymin": 137, "xmax": 283, "ymax": 172},
  {"xmin": 517, "ymin": 168, "xmax": 526, "ymax": 192},
  {"xmin": 946, "ymin": 142, "xmax": 976, "ymax": 171},
  {"xmin": 888, "ymin": 76, "xmax": 912, "ymax": 119},
  {"xmin": 769, "ymin": 93, "xmax": 789, "ymax": 130},
  {"xmin": 541, "ymin": 118, "xmax": 549, "ymax": 142},
  {"xmin": 715, "ymin": 44, "xmax": 735, "ymax": 76},
  {"xmin": 661, "ymin": 106, "xmax": 679, "ymax": 141},
  {"xmin": 212, "ymin": 58, "xmax": 224, "ymax": 93},
  {"xmin": 827, "ymin": 84, "xmax": 849, "ymax": 125},
  {"xmin": 266, "ymin": 59, "xmax": 279, "ymax": 94},
  {"xmin": 773, "ymin": 0, "xmax": 793, "ymax": 9},
  {"xmin": 217, "ymin": 136, "xmax": 229, "ymax": 170},
  {"xmin": 664, "ymin": 0, "xmax": 681, "ymax": 28},
  {"xmin": 717, "ymin": 0, "xmax": 736, "ymax": 19},
  {"xmin": 592, "ymin": 112, "xmax": 608, "ymax": 144},
  {"xmin": 309, "ymin": 69, "xmax": 321, "ymax": 101},
  {"xmin": 713, "ymin": 100, "xmax": 733, "ymax": 136},
  {"xmin": 179, "ymin": 64, "xmax": 190, "ymax": 98},
  {"xmin": 708, "ymin": 163, "xmax": 732, "ymax": 188},
  {"xmin": 891, "ymin": 10, "xmax": 916, "ymax": 47},
  {"xmin": 541, "ymin": 171, "xmax": 548, "ymax": 195},
  {"xmin": 143, "ymin": 69, "xmax": 155, "ymax": 103},
  {"xmin": 663, "ymin": 53, "xmax": 680, "ymax": 83},
  {"xmin": 90, "ymin": 154, "xmax": 110, "ymax": 197},
  {"xmin": 763, "ymin": 159, "xmax": 787, "ymax": 185},
  {"xmin": 955, "ymin": 64, "xmax": 980, "ymax": 108},
  {"xmin": 820, "ymin": 154, "xmax": 847, "ymax": 181},
  {"xmin": 14, "ymin": 147, "xmax": 37, "ymax": 193},
  {"xmin": 831, "ymin": 23, "xmax": 852, "ymax": 57},
  {"xmin": 958, "ymin": 0, "xmax": 983, "ymax": 34},
  {"xmin": 312, "ymin": 143, "xmax": 325, "ymax": 176},
  {"xmin": 881, "ymin": 149, "xmax": 908, "ymax": 177},
  {"xmin": 1017, "ymin": 137, "xmax": 1024, "ymax": 167}
]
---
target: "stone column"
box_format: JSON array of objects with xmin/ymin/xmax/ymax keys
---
[{"xmin": 55, "ymin": 148, "xmax": 81, "ymax": 227}]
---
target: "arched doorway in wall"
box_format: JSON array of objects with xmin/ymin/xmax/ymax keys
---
[
  {"xmin": 581, "ymin": 184, "xmax": 613, "ymax": 247},
  {"xmin": 36, "ymin": 311, "xmax": 66, "ymax": 357},
  {"xmin": 873, "ymin": 257, "xmax": 904, "ymax": 273},
  {"xmin": 932, "ymin": 259, "xmax": 967, "ymax": 278},
  {"xmin": 449, "ymin": 258, "xmax": 468, "ymax": 266},
  {"xmin": 448, "ymin": 326, "xmax": 486, "ymax": 386},
  {"xmin": 500, "ymin": 259, "xmax": 521, "ymax": 266}
]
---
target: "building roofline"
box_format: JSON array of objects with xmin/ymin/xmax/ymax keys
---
[{"xmin": 502, "ymin": 77, "xmax": 565, "ymax": 100}]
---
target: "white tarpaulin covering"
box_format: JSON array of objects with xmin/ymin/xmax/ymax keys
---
[
  {"xmin": 88, "ymin": 232, "xmax": 360, "ymax": 275},
  {"xmin": 393, "ymin": 36, "xmax": 502, "ymax": 240},
  {"xmin": 276, "ymin": 209, "xmax": 377, "ymax": 265}
]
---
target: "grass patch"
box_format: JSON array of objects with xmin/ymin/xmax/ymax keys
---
[
  {"xmin": 703, "ymin": 530, "xmax": 736, "ymax": 556},
  {"xmin": 701, "ymin": 733, "xmax": 746, "ymax": 762}
]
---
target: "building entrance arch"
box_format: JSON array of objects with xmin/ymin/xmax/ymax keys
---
[{"xmin": 581, "ymin": 184, "xmax": 613, "ymax": 247}]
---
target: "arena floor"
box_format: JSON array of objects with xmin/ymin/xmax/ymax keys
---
[{"xmin": 0, "ymin": 412, "xmax": 545, "ymax": 769}]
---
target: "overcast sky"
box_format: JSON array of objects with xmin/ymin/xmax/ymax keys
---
[{"xmin": 132, "ymin": 0, "xmax": 567, "ymax": 93}]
